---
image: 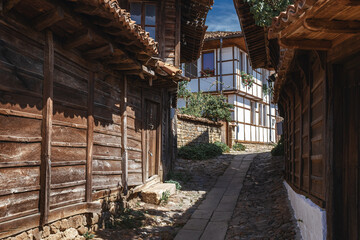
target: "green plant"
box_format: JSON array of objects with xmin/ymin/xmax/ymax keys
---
[
  {"xmin": 179, "ymin": 92, "xmax": 233, "ymax": 122},
  {"xmin": 83, "ymin": 231, "xmax": 95, "ymax": 239},
  {"xmin": 214, "ymin": 141, "xmax": 230, "ymax": 153},
  {"xmin": 167, "ymin": 171, "xmax": 192, "ymax": 183},
  {"xmin": 271, "ymin": 136, "xmax": 284, "ymax": 156},
  {"xmin": 178, "ymin": 81, "xmax": 191, "ymax": 98},
  {"xmin": 241, "ymin": 71, "xmax": 255, "ymax": 88},
  {"xmin": 233, "ymin": 142, "xmax": 246, "ymax": 151},
  {"xmin": 165, "ymin": 180, "xmax": 182, "ymax": 190},
  {"xmin": 244, "ymin": 0, "xmax": 294, "ymax": 27},
  {"xmin": 262, "ymin": 83, "xmax": 274, "ymax": 96},
  {"xmin": 160, "ymin": 190, "xmax": 171, "ymax": 204},
  {"xmin": 178, "ymin": 143, "xmax": 224, "ymax": 160}
]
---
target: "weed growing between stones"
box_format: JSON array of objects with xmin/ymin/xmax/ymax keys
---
[
  {"xmin": 83, "ymin": 231, "xmax": 95, "ymax": 239},
  {"xmin": 160, "ymin": 190, "xmax": 171, "ymax": 205},
  {"xmin": 166, "ymin": 171, "xmax": 192, "ymax": 183}
]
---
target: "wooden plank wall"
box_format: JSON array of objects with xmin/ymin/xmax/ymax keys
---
[
  {"xmin": 127, "ymin": 81, "xmax": 144, "ymax": 186},
  {"xmin": 0, "ymin": 20, "xmax": 154, "ymax": 230},
  {"xmin": 0, "ymin": 21, "xmax": 44, "ymax": 224},
  {"xmin": 282, "ymin": 51, "xmax": 326, "ymax": 206}
]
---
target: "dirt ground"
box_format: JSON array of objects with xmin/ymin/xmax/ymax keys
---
[{"xmin": 94, "ymin": 154, "xmax": 233, "ymax": 240}]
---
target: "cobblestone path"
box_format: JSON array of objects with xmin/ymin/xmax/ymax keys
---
[
  {"xmin": 226, "ymin": 153, "xmax": 300, "ymax": 240},
  {"xmin": 175, "ymin": 152, "xmax": 300, "ymax": 240},
  {"xmin": 175, "ymin": 153, "xmax": 256, "ymax": 240}
]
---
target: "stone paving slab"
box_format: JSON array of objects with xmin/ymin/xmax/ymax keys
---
[
  {"xmin": 200, "ymin": 222, "xmax": 228, "ymax": 240},
  {"xmin": 175, "ymin": 153, "xmax": 256, "ymax": 240}
]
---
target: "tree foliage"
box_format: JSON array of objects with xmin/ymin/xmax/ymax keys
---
[
  {"xmin": 245, "ymin": 0, "xmax": 294, "ymax": 27},
  {"xmin": 180, "ymin": 92, "xmax": 233, "ymax": 122},
  {"xmin": 178, "ymin": 82, "xmax": 233, "ymax": 122}
]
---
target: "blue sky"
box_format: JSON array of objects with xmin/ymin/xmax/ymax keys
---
[{"xmin": 206, "ymin": 0, "xmax": 241, "ymax": 32}]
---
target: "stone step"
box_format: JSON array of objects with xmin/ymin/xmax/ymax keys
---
[{"xmin": 140, "ymin": 183, "xmax": 176, "ymax": 205}]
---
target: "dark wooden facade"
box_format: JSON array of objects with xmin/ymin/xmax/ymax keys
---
[
  {"xmin": 0, "ymin": 0, "xmax": 212, "ymax": 238},
  {"xmin": 235, "ymin": 0, "xmax": 360, "ymax": 239}
]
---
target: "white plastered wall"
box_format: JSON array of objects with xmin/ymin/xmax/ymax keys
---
[{"xmin": 284, "ymin": 181, "xmax": 327, "ymax": 240}]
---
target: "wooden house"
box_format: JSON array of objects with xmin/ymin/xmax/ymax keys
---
[
  {"xmin": 234, "ymin": 0, "xmax": 360, "ymax": 239},
  {"xmin": 0, "ymin": 0, "xmax": 213, "ymax": 238},
  {"xmin": 179, "ymin": 31, "xmax": 279, "ymax": 144}
]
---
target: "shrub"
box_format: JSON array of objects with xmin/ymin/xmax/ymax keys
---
[
  {"xmin": 177, "ymin": 143, "xmax": 224, "ymax": 160},
  {"xmin": 166, "ymin": 171, "xmax": 192, "ymax": 183},
  {"xmin": 165, "ymin": 180, "xmax": 182, "ymax": 190},
  {"xmin": 271, "ymin": 136, "xmax": 284, "ymax": 156},
  {"xmin": 233, "ymin": 143, "xmax": 246, "ymax": 151},
  {"xmin": 214, "ymin": 141, "xmax": 230, "ymax": 153},
  {"xmin": 179, "ymin": 91, "xmax": 234, "ymax": 122}
]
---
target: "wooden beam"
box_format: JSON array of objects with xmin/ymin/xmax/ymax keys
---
[
  {"xmin": 142, "ymin": 65, "xmax": 155, "ymax": 77},
  {"xmin": 280, "ymin": 38, "xmax": 332, "ymax": 51},
  {"xmin": 40, "ymin": 30, "xmax": 54, "ymax": 225},
  {"xmin": 2, "ymin": 0, "xmax": 21, "ymax": 13},
  {"xmin": 121, "ymin": 75, "xmax": 128, "ymax": 193},
  {"xmin": 84, "ymin": 43, "xmax": 114, "ymax": 60},
  {"xmin": 86, "ymin": 72, "xmax": 94, "ymax": 202},
  {"xmin": 33, "ymin": 7, "xmax": 64, "ymax": 31},
  {"xmin": 114, "ymin": 63, "xmax": 142, "ymax": 71},
  {"xmin": 305, "ymin": 18, "xmax": 360, "ymax": 34},
  {"xmin": 64, "ymin": 29, "xmax": 93, "ymax": 49},
  {"xmin": 337, "ymin": 0, "xmax": 360, "ymax": 6}
]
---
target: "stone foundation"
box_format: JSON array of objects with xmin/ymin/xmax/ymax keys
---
[{"xmin": 5, "ymin": 194, "xmax": 127, "ymax": 240}]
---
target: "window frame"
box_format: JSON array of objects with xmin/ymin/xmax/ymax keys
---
[
  {"xmin": 129, "ymin": 1, "xmax": 158, "ymax": 40},
  {"xmin": 201, "ymin": 50, "xmax": 215, "ymax": 77}
]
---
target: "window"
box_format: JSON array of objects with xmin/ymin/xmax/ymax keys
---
[
  {"xmin": 130, "ymin": 2, "xmax": 157, "ymax": 40},
  {"xmin": 184, "ymin": 61, "xmax": 198, "ymax": 78},
  {"xmin": 202, "ymin": 51, "xmax": 215, "ymax": 76}
]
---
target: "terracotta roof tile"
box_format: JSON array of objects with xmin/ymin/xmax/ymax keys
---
[{"xmin": 204, "ymin": 31, "xmax": 242, "ymax": 40}]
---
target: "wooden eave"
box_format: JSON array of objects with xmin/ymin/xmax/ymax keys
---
[
  {"xmin": 233, "ymin": 0, "xmax": 270, "ymax": 69},
  {"xmin": 202, "ymin": 34, "xmax": 247, "ymax": 52},
  {"xmin": 1, "ymin": 0, "xmax": 186, "ymax": 88},
  {"xmin": 269, "ymin": 0, "xmax": 360, "ymax": 102},
  {"xmin": 180, "ymin": 0, "xmax": 214, "ymax": 63}
]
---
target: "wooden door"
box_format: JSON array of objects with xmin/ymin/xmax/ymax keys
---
[
  {"xmin": 145, "ymin": 100, "xmax": 160, "ymax": 178},
  {"xmin": 336, "ymin": 56, "xmax": 360, "ymax": 239}
]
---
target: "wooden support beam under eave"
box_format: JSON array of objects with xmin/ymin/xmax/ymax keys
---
[
  {"xmin": 63, "ymin": 29, "xmax": 93, "ymax": 50},
  {"xmin": 279, "ymin": 38, "xmax": 332, "ymax": 51},
  {"xmin": 83, "ymin": 43, "xmax": 114, "ymax": 60},
  {"xmin": 33, "ymin": 7, "xmax": 64, "ymax": 31},
  {"xmin": 337, "ymin": 0, "xmax": 360, "ymax": 6},
  {"xmin": 305, "ymin": 18, "xmax": 360, "ymax": 33},
  {"xmin": 2, "ymin": 0, "xmax": 21, "ymax": 13}
]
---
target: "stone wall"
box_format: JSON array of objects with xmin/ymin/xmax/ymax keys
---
[
  {"xmin": 5, "ymin": 194, "xmax": 126, "ymax": 240},
  {"xmin": 177, "ymin": 114, "xmax": 224, "ymax": 147}
]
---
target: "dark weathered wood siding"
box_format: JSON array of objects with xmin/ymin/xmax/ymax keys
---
[
  {"xmin": 280, "ymin": 51, "xmax": 326, "ymax": 206},
  {"xmin": 0, "ymin": 16, "xmax": 174, "ymax": 237}
]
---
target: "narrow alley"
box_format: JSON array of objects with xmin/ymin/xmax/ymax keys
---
[{"xmin": 175, "ymin": 152, "xmax": 300, "ymax": 240}]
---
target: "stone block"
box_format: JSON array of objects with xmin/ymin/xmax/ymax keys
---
[
  {"xmin": 140, "ymin": 183, "xmax": 176, "ymax": 205},
  {"xmin": 68, "ymin": 215, "xmax": 83, "ymax": 229},
  {"xmin": 47, "ymin": 233, "xmax": 62, "ymax": 240},
  {"xmin": 64, "ymin": 228, "xmax": 78, "ymax": 240},
  {"xmin": 77, "ymin": 225, "xmax": 88, "ymax": 236},
  {"xmin": 60, "ymin": 219, "xmax": 69, "ymax": 231},
  {"xmin": 50, "ymin": 221, "xmax": 61, "ymax": 234},
  {"xmin": 41, "ymin": 226, "xmax": 50, "ymax": 238},
  {"xmin": 32, "ymin": 229, "xmax": 41, "ymax": 240}
]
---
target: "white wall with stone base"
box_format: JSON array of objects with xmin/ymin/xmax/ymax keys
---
[{"xmin": 284, "ymin": 181, "xmax": 327, "ymax": 240}]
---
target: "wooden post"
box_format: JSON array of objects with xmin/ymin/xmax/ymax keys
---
[
  {"xmin": 40, "ymin": 30, "xmax": 53, "ymax": 225},
  {"xmin": 175, "ymin": 0, "xmax": 181, "ymax": 67},
  {"xmin": 86, "ymin": 72, "xmax": 94, "ymax": 202},
  {"xmin": 308, "ymin": 70, "xmax": 312, "ymax": 195},
  {"xmin": 121, "ymin": 75, "xmax": 128, "ymax": 192}
]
